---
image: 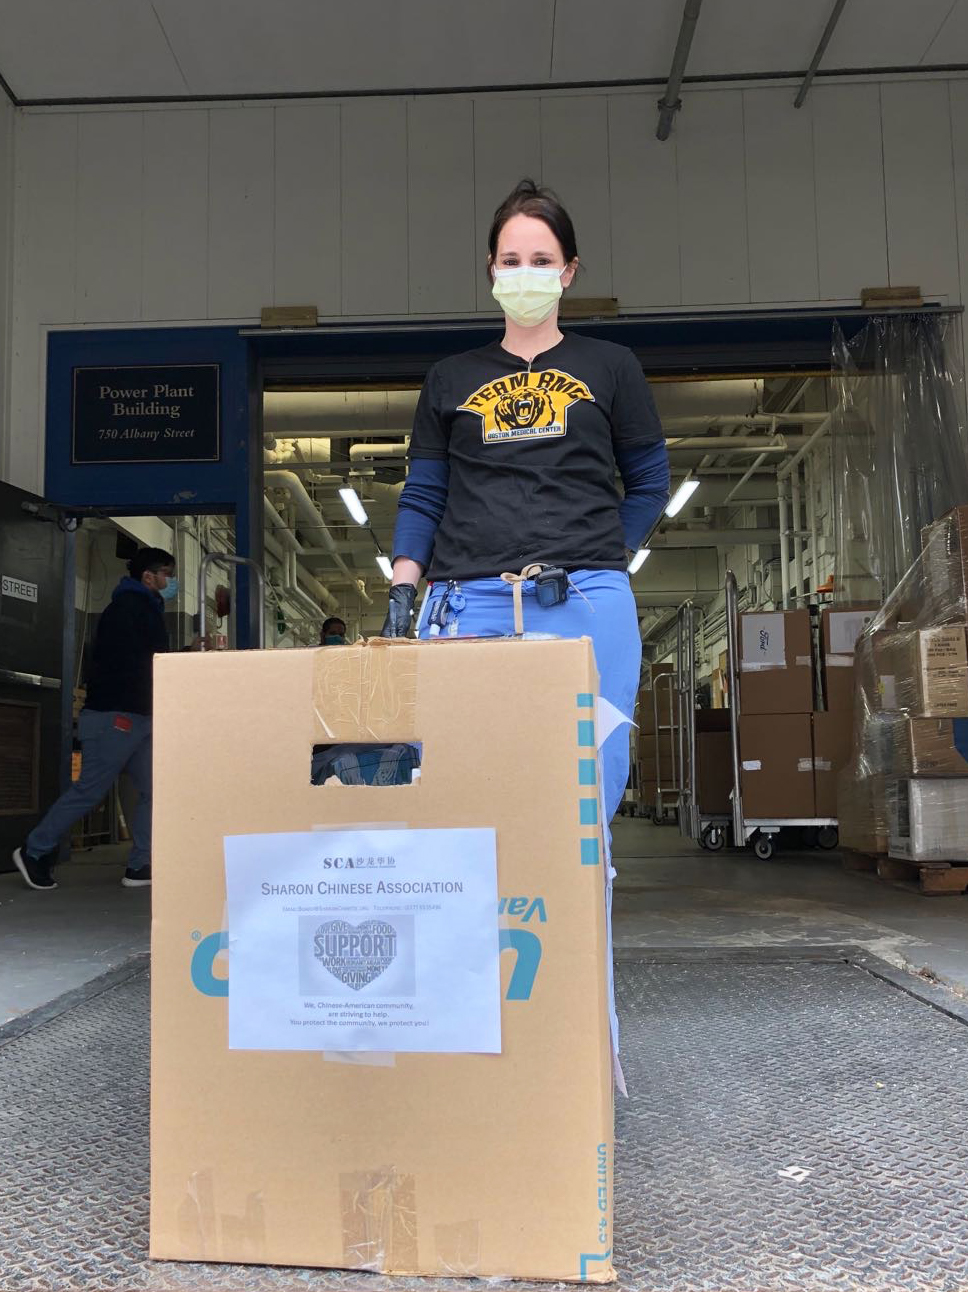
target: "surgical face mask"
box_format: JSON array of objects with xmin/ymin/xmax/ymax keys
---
[
  {"xmin": 491, "ymin": 266, "xmax": 563, "ymax": 327},
  {"xmin": 323, "ymin": 634, "xmax": 346, "ymax": 645},
  {"xmin": 159, "ymin": 576, "xmax": 179, "ymax": 602}
]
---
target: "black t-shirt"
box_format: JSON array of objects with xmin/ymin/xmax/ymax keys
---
[{"xmin": 409, "ymin": 332, "xmax": 663, "ymax": 581}]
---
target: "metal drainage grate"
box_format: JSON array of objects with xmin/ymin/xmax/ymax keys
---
[{"xmin": 1, "ymin": 952, "xmax": 967, "ymax": 1291}]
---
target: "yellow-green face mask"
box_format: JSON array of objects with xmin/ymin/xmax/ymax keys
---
[{"xmin": 491, "ymin": 266, "xmax": 563, "ymax": 326}]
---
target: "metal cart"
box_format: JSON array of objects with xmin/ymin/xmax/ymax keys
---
[
  {"xmin": 650, "ymin": 671, "xmax": 680, "ymax": 824},
  {"xmin": 725, "ymin": 569, "xmax": 838, "ymax": 860},
  {"xmin": 676, "ymin": 600, "xmax": 731, "ymax": 851}
]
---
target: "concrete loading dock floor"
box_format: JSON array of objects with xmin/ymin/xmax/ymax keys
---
[
  {"xmin": 2, "ymin": 820, "xmax": 968, "ymax": 1289},
  {"xmin": 2, "ymin": 819, "xmax": 967, "ymax": 1026}
]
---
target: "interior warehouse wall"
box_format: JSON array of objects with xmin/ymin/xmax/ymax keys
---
[{"xmin": 6, "ymin": 76, "xmax": 968, "ymax": 492}]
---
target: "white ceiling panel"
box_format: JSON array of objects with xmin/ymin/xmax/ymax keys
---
[
  {"xmin": 550, "ymin": 0, "xmax": 680, "ymax": 82},
  {"xmin": 687, "ymin": 0, "xmax": 834, "ymax": 77},
  {"xmin": 0, "ymin": 0, "xmax": 186, "ymax": 98},
  {"xmin": 0, "ymin": 0, "xmax": 964, "ymax": 103},
  {"xmin": 152, "ymin": 0, "xmax": 555, "ymax": 97},
  {"xmin": 823, "ymin": 0, "xmax": 958, "ymax": 68},
  {"xmin": 923, "ymin": 0, "xmax": 968, "ymax": 63}
]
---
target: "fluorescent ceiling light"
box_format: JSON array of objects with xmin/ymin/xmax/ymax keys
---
[
  {"xmin": 339, "ymin": 487, "xmax": 369, "ymax": 526},
  {"xmin": 627, "ymin": 548, "xmax": 651, "ymax": 574},
  {"xmin": 376, "ymin": 555, "xmax": 393, "ymax": 580},
  {"xmin": 665, "ymin": 478, "xmax": 700, "ymax": 517}
]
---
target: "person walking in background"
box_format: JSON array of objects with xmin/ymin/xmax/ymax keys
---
[{"xmin": 13, "ymin": 546, "xmax": 180, "ymax": 891}]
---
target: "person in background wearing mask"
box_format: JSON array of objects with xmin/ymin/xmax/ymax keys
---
[
  {"xmin": 383, "ymin": 179, "xmax": 670, "ymax": 823},
  {"xmin": 320, "ymin": 616, "xmax": 347, "ymax": 645},
  {"xmin": 13, "ymin": 546, "xmax": 181, "ymax": 891}
]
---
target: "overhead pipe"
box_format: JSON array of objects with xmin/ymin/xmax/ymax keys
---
[
  {"xmin": 777, "ymin": 477, "xmax": 791, "ymax": 608},
  {"xmin": 662, "ymin": 413, "xmax": 827, "ymax": 430},
  {"xmin": 656, "ymin": 0, "xmax": 704, "ymax": 141},
  {"xmin": 806, "ymin": 453, "xmax": 820, "ymax": 596},
  {"xmin": 776, "ymin": 413, "xmax": 832, "ymax": 479},
  {"xmin": 651, "ymin": 529, "xmax": 781, "ymax": 547},
  {"xmin": 790, "ymin": 465, "xmax": 805, "ymax": 604},
  {"xmin": 349, "ymin": 441, "xmax": 409, "ymax": 460},
  {"xmin": 265, "ymin": 469, "xmax": 373, "ymax": 604},
  {"xmin": 263, "ymin": 503, "xmax": 339, "ymax": 613},
  {"xmin": 795, "ymin": 0, "xmax": 850, "ymax": 109}
]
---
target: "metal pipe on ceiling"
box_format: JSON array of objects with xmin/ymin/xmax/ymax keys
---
[
  {"xmin": 265, "ymin": 469, "xmax": 373, "ymax": 604},
  {"xmin": 661, "ymin": 413, "xmax": 827, "ymax": 429},
  {"xmin": 349, "ymin": 441, "xmax": 409, "ymax": 460},
  {"xmin": 656, "ymin": 0, "xmax": 705, "ymax": 141},
  {"xmin": 650, "ymin": 529, "xmax": 780, "ymax": 547},
  {"xmin": 776, "ymin": 413, "xmax": 832, "ymax": 479},
  {"xmin": 795, "ymin": 0, "xmax": 850, "ymax": 109}
]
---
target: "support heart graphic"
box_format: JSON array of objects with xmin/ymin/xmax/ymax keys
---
[{"xmin": 313, "ymin": 918, "xmax": 398, "ymax": 991}]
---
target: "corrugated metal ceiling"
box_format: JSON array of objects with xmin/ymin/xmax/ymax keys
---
[{"xmin": 0, "ymin": 0, "xmax": 966, "ymax": 104}]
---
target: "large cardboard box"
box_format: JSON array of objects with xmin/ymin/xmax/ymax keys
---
[
  {"xmin": 888, "ymin": 778, "xmax": 968, "ymax": 862},
  {"xmin": 836, "ymin": 769, "xmax": 890, "ymax": 855},
  {"xmin": 922, "ymin": 505, "xmax": 968, "ymax": 624},
  {"xmin": 738, "ymin": 610, "xmax": 814, "ymax": 715},
  {"xmin": 150, "ymin": 639, "xmax": 615, "ymax": 1281},
  {"xmin": 890, "ymin": 716, "xmax": 968, "ymax": 776},
  {"xmin": 696, "ymin": 732, "xmax": 732, "ymax": 814},
  {"xmin": 812, "ymin": 710, "xmax": 854, "ymax": 817},
  {"xmin": 821, "ymin": 604, "xmax": 879, "ymax": 716},
  {"xmin": 739, "ymin": 714, "xmax": 816, "ymax": 818},
  {"xmin": 894, "ymin": 627, "xmax": 968, "ymax": 717}
]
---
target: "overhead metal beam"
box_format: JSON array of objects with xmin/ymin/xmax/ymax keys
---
[
  {"xmin": 795, "ymin": 0, "xmax": 850, "ymax": 109},
  {"xmin": 656, "ymin": 0, "xmax": 705, "ymax": 141}
]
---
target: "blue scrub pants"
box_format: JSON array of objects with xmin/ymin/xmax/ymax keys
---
[{"xmin": 418, "ymin": 569, "xmax": 641, "ymax": 822}]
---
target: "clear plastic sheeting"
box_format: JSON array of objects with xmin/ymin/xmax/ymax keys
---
[
  {"xmin": 839, "ymin": 507, "xmax": 968, "ymax": 861},
  {"xmin": 832, "ymin": 313, "xmax": 968, "ymax": 605}
]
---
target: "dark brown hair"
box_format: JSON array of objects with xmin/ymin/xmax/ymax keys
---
[{"xmin": 487, "ymin": 179, "xmax": 578, "ymax": 275}]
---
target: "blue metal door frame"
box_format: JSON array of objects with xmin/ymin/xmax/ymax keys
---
[{"xmin": 43, "ymin": 306, "xmax": 901, "ymax": 652}]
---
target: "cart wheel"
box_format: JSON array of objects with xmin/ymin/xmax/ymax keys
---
[
  {"xmin": 702, "ymin": 826, "xmax": 726, "ymax": 851},
  {"xmin": 753, "ymin": 836, "xmax": 775, "ymax": 861},
  {"xmin": 817, "ymin": 825, "xmax": 839, "ymax": 850}
]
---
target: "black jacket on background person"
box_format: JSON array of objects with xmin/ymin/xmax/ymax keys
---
[{"xmin": 84, "ymin": 578, "xmax": 169, "ymax": 717}]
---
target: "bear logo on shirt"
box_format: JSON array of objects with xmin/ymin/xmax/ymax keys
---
[
  {"xmin": 459, "ymin": 369, "xmax": 595, "ymax": 444},
  {"xmin": 494, "ymin": 388, "xmax": 552, "ymax": 432}
]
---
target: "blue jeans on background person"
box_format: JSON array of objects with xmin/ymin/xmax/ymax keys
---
[
  {"xmin": 417, "ymin": 569, "xmax": 641, "ymax": 821},
  {"xmin": 26, "ymin": 709, "xmax": 153, "ymax": 871}
]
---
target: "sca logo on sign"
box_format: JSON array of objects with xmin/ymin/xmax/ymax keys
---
[
  {"xmin": 458, "ymin": 370, "xmax": 594, "ymax": 444},
  {"xmin": 190, "ymin": 896, "xmax": 547, "ymax": 1000},
  {"xmin": 314, "ymin": 918, "xmax": 397, "ymax": 990},
  {"xmin": 322, "ymin": 855, "xmax": 396, "ymax": 869}
]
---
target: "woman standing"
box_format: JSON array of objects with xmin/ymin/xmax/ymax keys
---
[{"xmin": 383, "ymin": 180, "xmax": 670, "ymax": 821}]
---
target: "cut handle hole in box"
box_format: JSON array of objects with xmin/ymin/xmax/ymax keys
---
[{"xmin": 310, "ymin": 743, "xmax": 422, "ymax": 787}]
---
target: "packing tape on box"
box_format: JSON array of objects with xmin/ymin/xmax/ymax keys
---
[
  {"xmin": 339, "ymin": 1166, "xmax": 418, "ymax": 1271},
  {"xmin": 826, "ymin": 653, "xmax": 855, "ymax": 668},
  {"xmin": 742, "ymin": 760, "xmax": 762, "ymax": 771},
  {"xmin": 434, "ymin": 1219, "xmax": 483, "ymax": 1276},
  {"xmin": 313, "ymin": 642, "xmax": 419, "ymax": 743},
  {"xmin": 740, "ymin": 662, "xmax": 786, "ymax": 672},
  {"xmin": 796, "ymin": 655, "xmax": 812, "ymax": 666},
  {"xmin": 798, "ymin": 758, "xmax": 814, "ymax": 772},
  {"xmin": 178, "ymin": 1169, "xmax": 267, "ymax": 1262}
]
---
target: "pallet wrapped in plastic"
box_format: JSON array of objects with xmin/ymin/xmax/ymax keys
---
[{"xmin": 838, "ymin": 506, "xmax": 968, "ymax": 858}]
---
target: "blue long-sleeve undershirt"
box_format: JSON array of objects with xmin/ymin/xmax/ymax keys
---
[
  {"xmin": 615, "ymin": 440, "xmax": 671, "ymax": 551},
  {"xmin": 391, "ymin": 440, "xmax": 671, "ymax": 572}
]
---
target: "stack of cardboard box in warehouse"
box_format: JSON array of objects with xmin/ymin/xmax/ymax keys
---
[
  {"xmin": 839, "ymin": 505, "xmax": 968, "ymax": 868},
  {"xmin": 736, "ymin": 603, "xmax": 875, "ymax": 821}
]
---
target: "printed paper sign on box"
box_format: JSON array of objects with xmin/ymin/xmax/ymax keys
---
[{"xmin": 225, "ymin": 827, "xmax": 501, "ymax": 1053}]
